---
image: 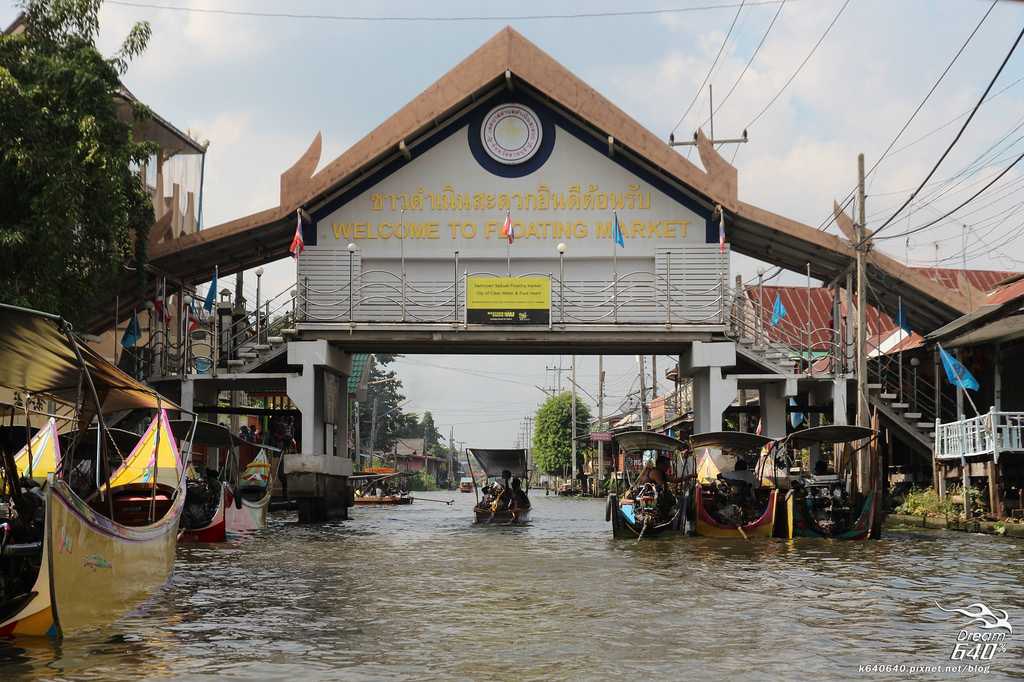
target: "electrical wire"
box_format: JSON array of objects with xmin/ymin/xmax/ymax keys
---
[
  {"xmin": 106, "ymin": 0, "xmax": 789, "ymax": 22},
  {"xmin": 744, "ymin": 0, "xmax": 850, "ymax": 129},
  {"xmin": 700, "ymin": 0, "xmax": 786, "ymax": 129},
  {"xmin": 867, "ymin": 24, "xmax": 1024, "ymax": 243},
  {"xmin": 671, "ymin": 0, "xmax": 747, "ymax": 135}
]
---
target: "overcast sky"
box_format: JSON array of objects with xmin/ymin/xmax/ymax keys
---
[{"xmin": 6, "ymin": 0, "xmax": 1023, "ymax": 446}]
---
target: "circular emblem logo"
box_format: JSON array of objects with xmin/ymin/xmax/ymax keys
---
[{"xmin": 480, "ymin": 104, "xmax": 543, "ymax": 165}]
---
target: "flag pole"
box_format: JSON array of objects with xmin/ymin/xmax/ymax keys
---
[
  {"xmin": 612, "ymin": 211, "xmax": 618, "ymax": 322},
  {"xmin": 506, "ymin": 210, "xmax": 511, "ymax": 277}
]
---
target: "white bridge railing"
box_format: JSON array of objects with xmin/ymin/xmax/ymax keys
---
[
  {"xmin": 295, "ymin": 269, "xmax": 730, "ymax": 326},
  {"xmin": 934, "ymin": 408, "xmax": 1024, "ymax": 462}
]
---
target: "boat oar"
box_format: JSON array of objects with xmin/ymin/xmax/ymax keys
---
[
  {"xmin": 736, "ymin": 524, "xmax": 749, "ymax": 541},
  {"xmin": 412, "ymin": 496, "xmax": 454, "ymax": 505}
]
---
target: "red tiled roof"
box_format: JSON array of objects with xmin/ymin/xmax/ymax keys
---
[{"xmin": 911, "ymin": 267, "xmax": 1017, "ymax": 294}]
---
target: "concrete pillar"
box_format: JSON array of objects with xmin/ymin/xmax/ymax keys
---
[
  {"xmin": 758, "ymin": 381, "xmax": 792, "ymax": 439},
  {"xmin": 681, "ymin": 342, "xmax": 737, "ymax": 434},
  {"xmin": 286, "ymin": 340, "xmax": 352, "ymax": 457},
  {"xmin": 832, "ymin": 376, "xmax": 848, "ymax": 426}
]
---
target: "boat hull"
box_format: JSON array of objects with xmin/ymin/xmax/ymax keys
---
[
  {"xmin": 0, "ymin": 524, "xmax": 55, "ymax": 637},
  {"xmin": 46, "ymin": 478, "xmax": 183, "ymax": 637},
  {"xmin": 179, "ymin": 483, "xmax": 227, "ymax": 543},
  {"xmin": 792, "ymin": 490, "xmax": 878, "ymax": 540},
  {"xmin": 355, "ymin": 496, "xmax": 413, "ymax": 505},
  {"xmin": 694, "ymin": 485, "xmax": 777, "ymax": 539},
  {"xmin": 608, "ymin": 492, "xmax": 686, "ymax": 539},
  {"xmin": 225, "ymin": 487, "xmax": 271, "ymax": 532},
  {"xmin": 473, "ymin": 507, "xmax": 530, "ymax": 524}
]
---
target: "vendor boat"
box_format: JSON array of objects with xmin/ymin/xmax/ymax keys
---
[
  {"xmin": 606, "ymin": 431, "xmax": 690, "ymax": 539},
  {"xmin": 689, "ymin": 431, "xmax": 778, "ymax": 539},
  {"xmin": 227, "ymin": 449, "xmax": 275, "ymax": 531},
  {"xmin": 778, "ymin": 425, "xmax": 880, "ymax": 540},
  {"xmin": 466, "ymin": 448, "xmax": 530, "ymax": 524}
]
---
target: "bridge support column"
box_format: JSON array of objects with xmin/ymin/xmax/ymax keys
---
[
  {"xmin": 285, "ymin": 340, "xmax": 354, "ymax": 522},
  {"xmin": 758, "ymin": 380, "xmax": 794, "ymax": 440},
  {"xmin": 681, "ymin": 342, "xmax": 737, "ymax": 434}
]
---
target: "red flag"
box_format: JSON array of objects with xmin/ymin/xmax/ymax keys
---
[
  {"xmin": 152, "ymin": 296, "xmax": 172, "ymax": 323},
  {"xmin": 500, "ymin": 212, "xmax": 514, "ymax": 245},
  {"xmin": 290, "ymin": 210, "xmax": 305, "ymax": 258}
]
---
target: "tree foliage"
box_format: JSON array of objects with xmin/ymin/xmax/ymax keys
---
[
  {"xmin": 418, "ymin": 411, "xmax": 440, "ymax": 450},
  {"xmin": 0, "ymin": 0, "xmax": 154, "ymax": 325},
  {"xmin": 532, "ymin": 392, "xmax": 592, "ymax": 475},
  {"xmin": 358, "ymin": 354, "xmax": 418, "ymax": 452}
]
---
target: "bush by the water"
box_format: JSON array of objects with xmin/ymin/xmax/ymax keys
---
[
  {"xmin": 895, "ymin": 487, "xmax": 953, "ymax": 517},
  {"xmin": 409, "ymin": 471, "xmax": 438, "ymax": 491}
]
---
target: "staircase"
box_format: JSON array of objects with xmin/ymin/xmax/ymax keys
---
[
  {"xmin": 225, "ymin": 316, "xmax": 297, "ymax": 374},
  {"xmin": 867, "ymin": 358, "xmax": 955, "ymax": 460}
]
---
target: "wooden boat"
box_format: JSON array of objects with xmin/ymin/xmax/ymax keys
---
[
  {"xmin": 778, "ymin": 425, "xmax": 880, "ymax": 540},
  {"xmin": 352, "ymin": 471, "xmax": 414, "ymax": 505},
  {"xmin": 226, "ymin": 450, "xmax": 274, "ymax": 532},
  {"xmin": 689, "ymin": 431, "xmax": 778, "ymax": 539},
  {"xmin": 169, "ymin": 419, "xmax": 277, "ymax": 536},
  {"xmin": 466, "ymin": 447, "xmax": 531, "ymax": 524},
  {"xmin": 606, "ymin": 431, "xmax": 689, "ymax": 539},
  {"xmin": 0, "ymin": 304, "xmax": 184, "ymax": 638}
]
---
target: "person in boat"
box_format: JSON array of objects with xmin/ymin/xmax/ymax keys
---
[
  {"xmin": 636, "ymin": 454, "xmax": 671, "ymax": 487},
  {"xmin": 813, "ymin": 459, "xmax": 835, "ymax": 476},
  {"xmin": 510, "ymin": 477, "xmax": 529, "ymax": 509}
]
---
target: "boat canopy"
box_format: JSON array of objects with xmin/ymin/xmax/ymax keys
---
[
  {"xmin": 615, "ymin": 430, "xmax": 687, "ymax": 454},
  {"xmin": 58, "ymin": 426, "xmax": 145, "ymax": 460},
  {"xmin": 105, "ymin": 410, "xmax": 182, "ymax": 489},
  {"xmin": 167, "ymin": 419, "xmax": 277, "ymax": 451},
  {"xmin": 0, "ymin": 303, "xmax": 178, "ymax": 414},
  {"xmin": 689, "ymin": 431, "xmax": 774, "ymax": 453},
  {"xmin": 467, "ymin": 448, "xmax": 528, "ymax": 478},
  {"xmin": 785, "ymin": 425, "xmax": 876, "ymax": 445},
  {"xmin": 13, "ymin": 417, "xmax": 61, "ymax": 483}
]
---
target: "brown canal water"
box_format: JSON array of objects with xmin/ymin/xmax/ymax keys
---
[{"xmin": 2, "ymin": 494, "xmax": 1022, "ymax": 680}]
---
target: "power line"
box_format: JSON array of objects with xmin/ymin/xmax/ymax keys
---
[
  {"xmin": 701, "ymin": 0, "xmax": 786, "ymax": 128},
  {"xmin": 671, "ymin": 0, "xmax": 747, "ymax": 134},
  {"xmin": 106, "ymin": 0, "xmax": 790, "ymax": 23},
  {"xmin": 875, "ymin": 150, "xmax": 1024, "ymax": 241},
  {"xmin": 867, "ymin": 24, "xmax": 1024, "ymax": 243},
  {"xmin": 744, "ymin": 0, "xmax": 850, "ymax": 129},
  {"xmin": 809, "ymin": 0, "xmax": 995, "ymax": 235}
]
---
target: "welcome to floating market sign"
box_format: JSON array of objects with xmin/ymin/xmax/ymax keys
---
[{"xmin": 311, "ymin": 100, "xmax": 709, "ymax": 262}]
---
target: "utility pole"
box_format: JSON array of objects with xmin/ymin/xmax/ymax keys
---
[
  {"xmin": 354, "ymin": 400, "xmax": 361, "ymax": 469},
  {"xmin": 449, "ymin": 425, "xmax": 455, "ymax": 489},
  {"xmin": 651, "ymin": 355, "xmax": 658, "ymax": 399},
  {"xmin": 855, "ymin": 153, "xmax": 869, "ymax": 493},
  {"xmin": 570, "ymin": 355, "xmax": 577, "ymax": 491},
  {"xmin": 597, "ymin": 355, "xmax": 605, "ymax": 497},
  {"xmin": 368, "ymin": 397, "xmax": 379, "ymax": 467},
  {"xmin": 638, "ymin": 354, "xmax": 648, "ymax": 430}
]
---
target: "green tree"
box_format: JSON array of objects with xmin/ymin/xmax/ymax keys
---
[
  {"xmin": 359, "ymin": 354, "xmax": 419, "ymax": 452},
  {"xmin": 0, "ymin": 0, "xmax": 155, "ymax": 325},
  {"xmin": 532, "ymin": 392, "xmax": 592, "ymax": 475},
  {"xmin": 418, "ymin": 411, "xmax": 441, "ymax": 450}
]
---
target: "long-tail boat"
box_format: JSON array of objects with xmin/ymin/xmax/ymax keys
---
[
  {"xmin": 466, "ymin": 448, "xmax": 531, "ymax": 524},
  {"xmin": 688, "ymin": 431, "xmax": 778, "ymax": 539},
  {"xmin": 169, "ymin": 419, "xmax": 277, "ymax": 538},
  {"xmin": 606, "ymin": 431, "xmax": 690, "ymax": 539},
  {"xmin": 777, "ymin": 425, "xmax": 880, "ymax": 540},
  {"xmin": 352, "ymin": 470, "xmax": 414, "ymax": 505},
  {"xmin": 0, "ymin": 303, "xmax": 184, "ymax": 638}
]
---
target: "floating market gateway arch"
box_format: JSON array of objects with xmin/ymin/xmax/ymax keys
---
[{"xmin": 135, "ymin": 27, "xmax": 978, "ymax": 466}]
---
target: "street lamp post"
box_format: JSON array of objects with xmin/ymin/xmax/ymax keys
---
[
  {"xmin": 255, "ymin": 267, "xmax": 264, "ymax": 344},
  {"xmin": 557, "ymin": 242, "xmax": 566, "ymax": 324}
]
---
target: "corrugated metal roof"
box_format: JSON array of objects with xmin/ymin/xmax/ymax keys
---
[
  {"xmin": 745, "ymin": 286, "xmax": 894, "ymax": 349},
  {"xmin": 347, "ymin": 353, "xmax": 372, "ymax": 395},
  {"xmin": 912, "ymin": 267, "xmax": 1017, "ymax": 294}
]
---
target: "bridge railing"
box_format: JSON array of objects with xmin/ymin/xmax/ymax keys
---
[{"xmin": 294, "ymin": 268, "xmax": 730, "ymax": 326}]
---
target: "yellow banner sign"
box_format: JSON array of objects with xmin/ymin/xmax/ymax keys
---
[{"xmin": 466, "ymin": 276, "xmax": 550, "ymax": 324}]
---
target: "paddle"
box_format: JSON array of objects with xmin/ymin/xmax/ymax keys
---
[{"xmin": 412, "ymin": 496, "xmax": 454, "ymax": 505}]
